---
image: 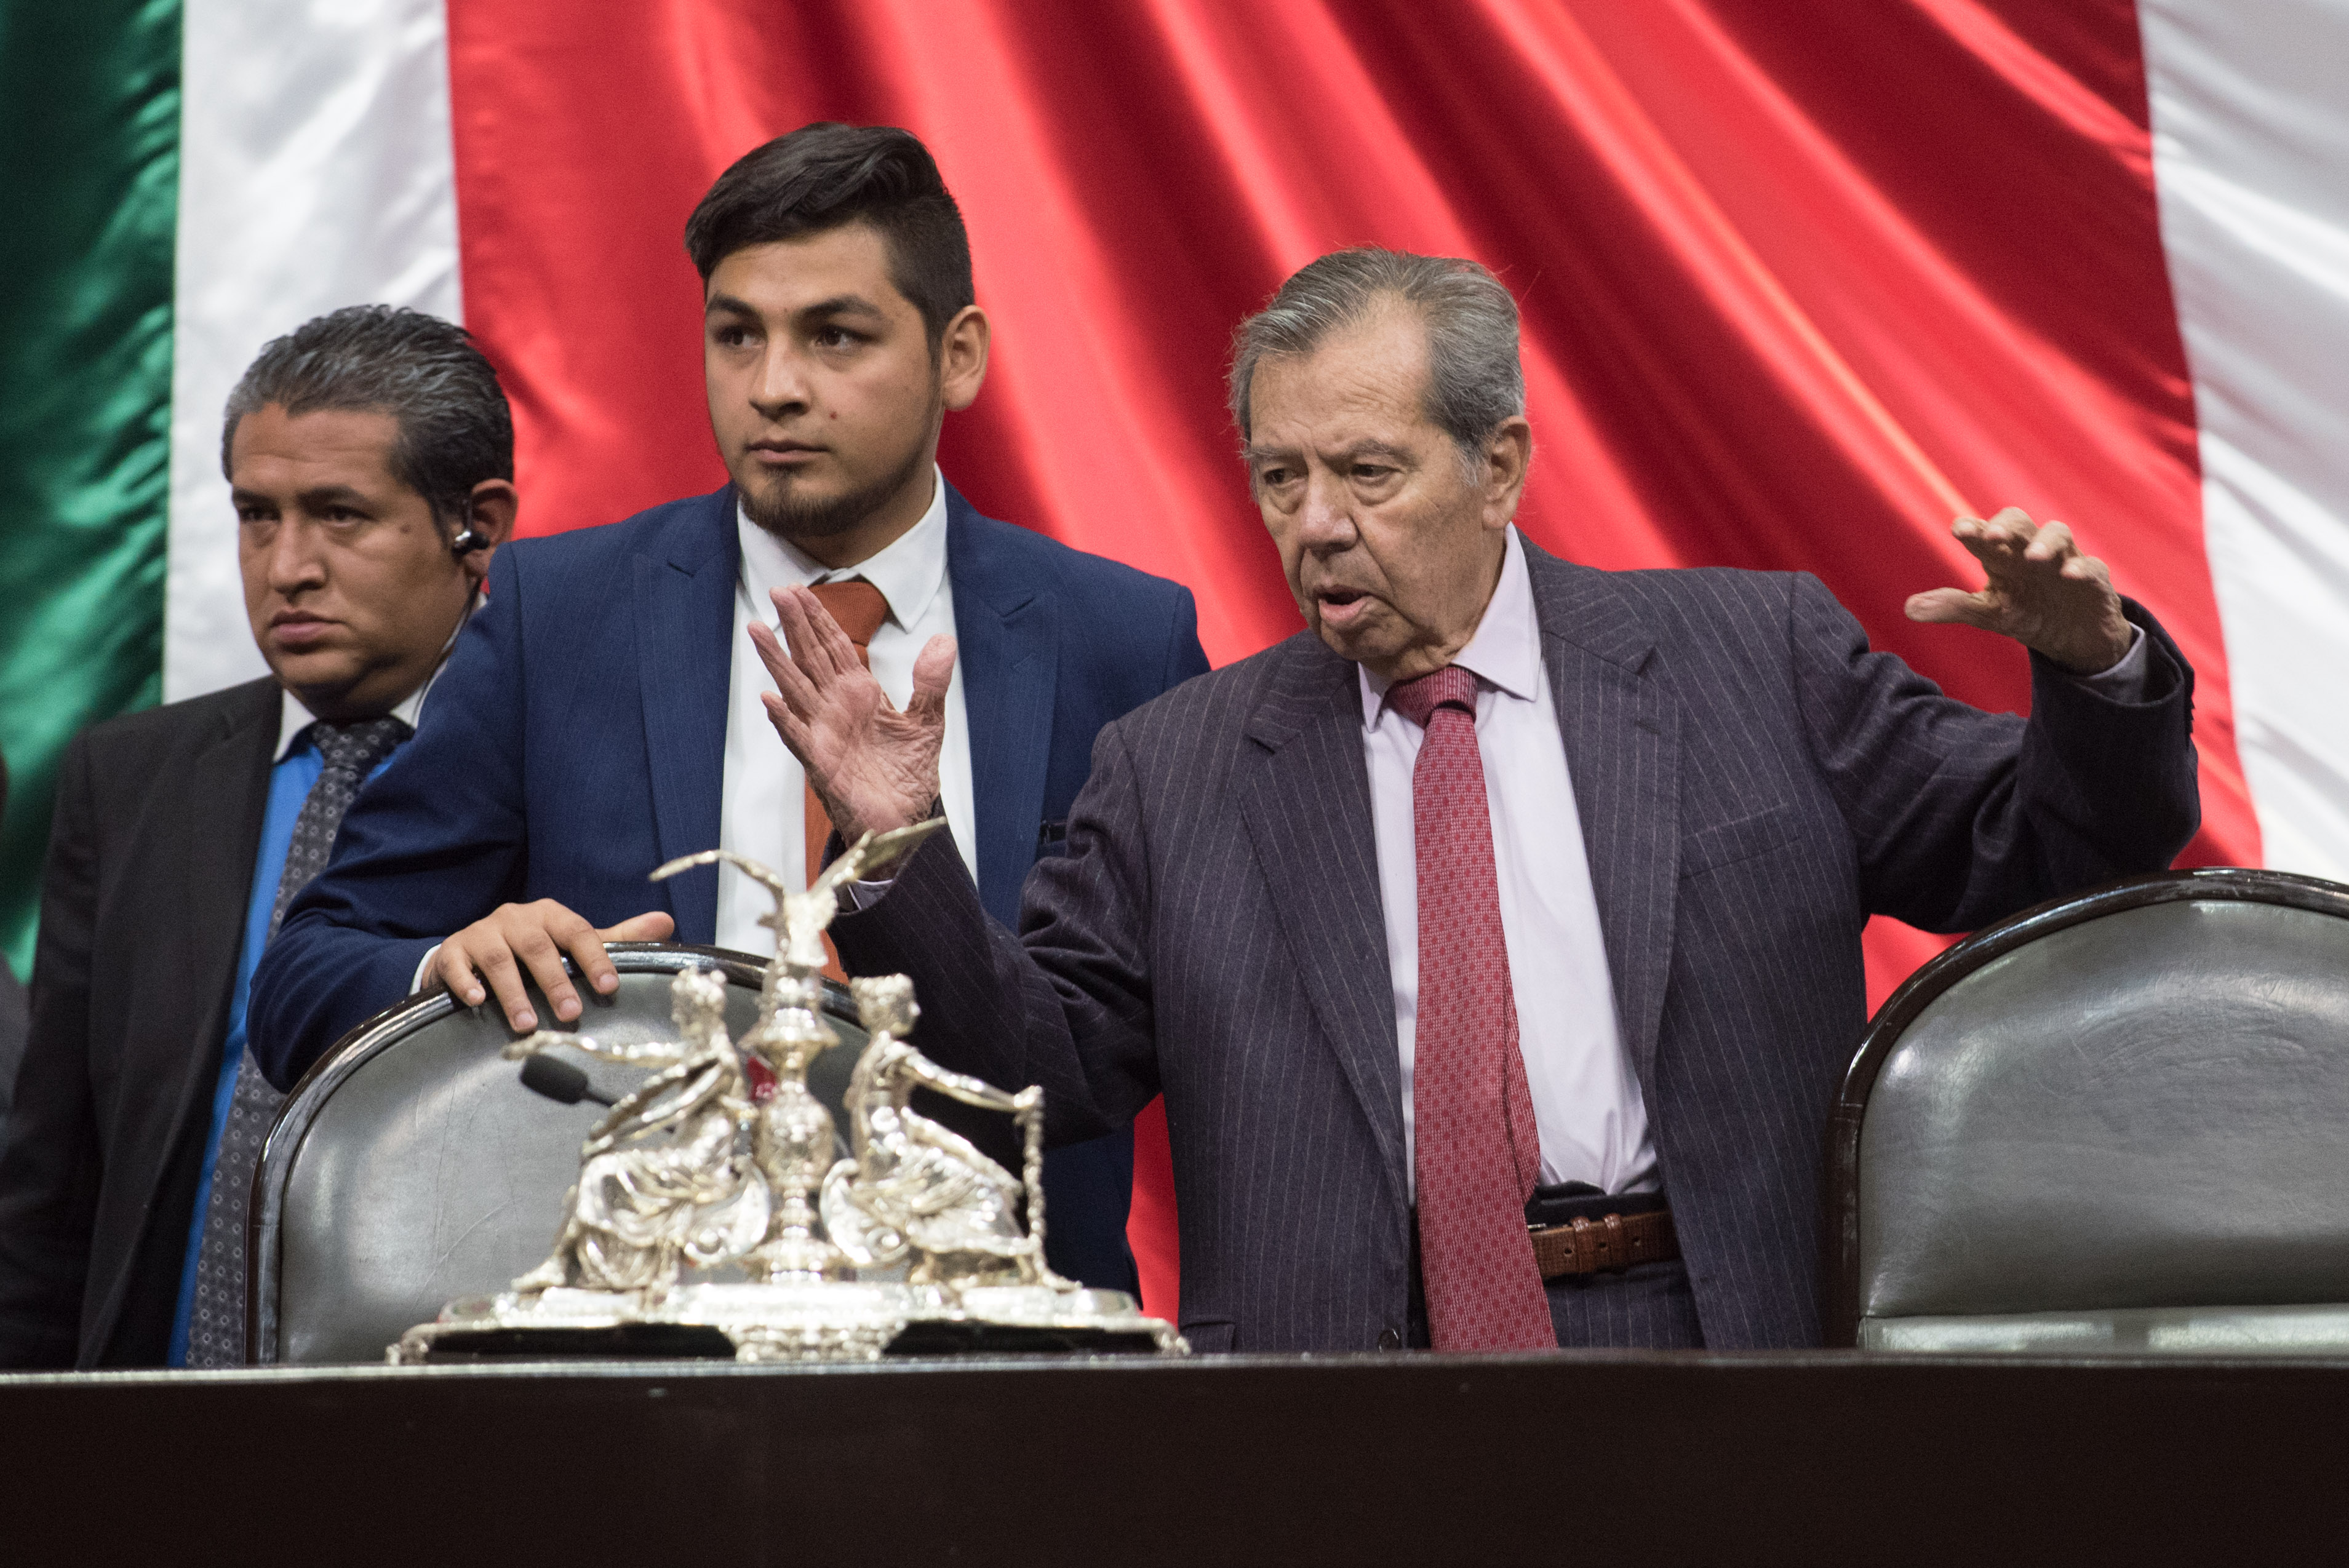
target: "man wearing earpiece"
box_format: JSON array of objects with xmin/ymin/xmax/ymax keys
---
[{"xmin": 0, "ymin": 306, "xmax": 518, "ymax": 1368}]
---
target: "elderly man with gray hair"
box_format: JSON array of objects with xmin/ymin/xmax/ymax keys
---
[
  {"xmin": 0, "ymin": 306, "xmax": 516, "ymax": 1369},
  {"xmin": 762, "ymin": 247, "xmax": 2200, "ymax": 1353}
]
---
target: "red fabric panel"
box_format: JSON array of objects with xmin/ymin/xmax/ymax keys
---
[
  {"xmin": 1126, "ymin": 1098, "xmax": 1178, "ymax": 1317},
  {"xmin": 447, "ymin": 0, "xmax": 2252, "ymax": 1322}
]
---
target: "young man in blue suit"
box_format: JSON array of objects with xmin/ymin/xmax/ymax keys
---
[{"xmin": 249, "ymin": 124, "xmax": 1210, "ymax": 1293}]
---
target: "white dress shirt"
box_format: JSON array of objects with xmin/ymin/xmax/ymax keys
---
[
  {"xmin": 718, "ymin": 466, "xmax": 978, "ymax": 953},
  {"xmin": 273, "ymin": 680, "xmax": 431, "ymax": 763},
  {"xmin": 1362, "ymin": 527, "xmax": 1658, "ymax": 1197}
]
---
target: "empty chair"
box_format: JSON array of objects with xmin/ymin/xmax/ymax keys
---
[
  {"xmin": 1828, "ymin": 869, "xmax": 2349, "ymax": 1353},
  {"xmin": 249, "ymin": 944, "xmax": 867, "ymax": 1364}
]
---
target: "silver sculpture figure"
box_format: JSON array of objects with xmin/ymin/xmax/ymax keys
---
[
  {"xmin": 503, "ymin": 966, "xmax": 768, "ymax": 1292},
  {"xmin": 652, "ymin": 821, "xmax": 946, "ymax": 1282},
  {"xmin": 393, "ymin": 819, "xmax": 1183, "ymax": 1363},
  {"xmin": 822, "ymin": 974, "xmax": 1065, "ymax": 1291}
]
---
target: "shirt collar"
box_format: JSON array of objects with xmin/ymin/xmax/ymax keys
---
[
  {"xmin": 735, "ymin": 465, "xmax": 950, "ymax": 631},
  {"xmin": 276, "ymin": 671, "xmax": 434, "ymax": 762},
  {"xmin": 1359, "ymin": 525, "xmax": 1542, "ymax": 730},
  {"xmin": 273, "ymin": 591, "xmax": 474, "ymax": 761}
]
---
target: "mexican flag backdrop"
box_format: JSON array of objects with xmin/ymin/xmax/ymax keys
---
[{"xmin": 6, "ymin": 0, "xmax": 2348, "ymax": 1318}]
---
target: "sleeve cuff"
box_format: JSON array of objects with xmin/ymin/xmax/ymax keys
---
[{"xmin": 2070, "ymin": 623, "xmax": 2148, "ymax": 701}]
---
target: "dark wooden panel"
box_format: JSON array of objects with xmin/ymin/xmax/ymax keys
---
[{"xmin": 2, "ymin": 1352, "xmax": 2345, "ymax": 1562}]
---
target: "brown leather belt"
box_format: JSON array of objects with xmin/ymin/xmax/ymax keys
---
[{"xmin": 1529, "ymin": 1208, "xmax": 1679, "ymax": 1279}]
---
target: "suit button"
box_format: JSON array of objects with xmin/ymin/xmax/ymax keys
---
[{"xmin": 1378, "ymin": 1328, "xmax": 1402, "ymax": 1351}]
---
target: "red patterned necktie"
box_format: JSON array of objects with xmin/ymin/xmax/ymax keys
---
[{"xmin": 1389, "ymin": 665, "xmax": 1554, "ymax": 1351}]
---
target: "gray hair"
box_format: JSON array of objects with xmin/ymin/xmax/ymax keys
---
[
  {"xmin": 1227, "ymin": 248, "xmax": 1525, "ymax": 472},
  {"xmin": 220, "ymin": 304, "xmax": 514, "ymax": 517}
]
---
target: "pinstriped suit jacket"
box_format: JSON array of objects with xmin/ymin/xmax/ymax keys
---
[{"xmin": 832, "ymin": 538, "xmax": 2199, "ymax": 1351}]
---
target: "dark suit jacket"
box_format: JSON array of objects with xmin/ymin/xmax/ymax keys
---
[
  {"xmin": 0, "ymin": 678, "xmax": 282, "ymax": 1367},
  {"xmin": 249, "ymin": 481, "xmax": 1208, "ymax": 1284},
  {"xmin": 832, "ymin": 543, "xmax": 2201, "ymax": 1352}
]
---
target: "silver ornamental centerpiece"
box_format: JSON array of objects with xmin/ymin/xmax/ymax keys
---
[{"xmin": 390, "ymin": 820, "xmax": 1185, "ymax": 1364}]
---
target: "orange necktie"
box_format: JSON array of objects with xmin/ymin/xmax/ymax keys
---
[{"xmin": 804, "ymin": 578, "xmax": 891, "ymax": 981}]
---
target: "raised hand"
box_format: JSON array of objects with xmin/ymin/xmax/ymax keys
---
[
  {"xmin": 750, "ymin": 583, "xmax": 954, "ymax": 843},
  {"xmin": 1904, "ymin": 507, "xmax": 2133, "ymax": 675}
]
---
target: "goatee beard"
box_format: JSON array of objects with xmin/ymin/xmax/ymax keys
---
[{"xmin": 741, "ymin": 439, "xmax": 931, "ymax": 546}]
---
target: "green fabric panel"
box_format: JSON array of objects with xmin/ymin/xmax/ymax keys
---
[{"xmin": 0, "ymin": 0, "xmax": 180, "ymax": 982}]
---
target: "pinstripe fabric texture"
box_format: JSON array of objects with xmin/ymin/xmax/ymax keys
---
[
  {"xmin": 1545, "ymin": 1260, "xmax": 1705, "ymax": 1347},
  {"xmin": 834, "ymin": 539, "xmax": 2199, "ymax": 1351}
]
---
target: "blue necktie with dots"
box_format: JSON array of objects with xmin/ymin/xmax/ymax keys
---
[{"xmin": 184, "ymin": 715, "xmax": 410, "ymax": 1367}]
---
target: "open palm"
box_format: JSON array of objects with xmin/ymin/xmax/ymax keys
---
[{"xmin": 750, "ymin": 583, "xmax": 952, "ymax": 844}]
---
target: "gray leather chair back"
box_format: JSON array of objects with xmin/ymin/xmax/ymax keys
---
[
  {"xmin": 1829, "ymin": 870, "xmax": 2349, "ymax": 1353},
  {"xmin": 249, "ymin": 944, "xmax": 867, "ymax": 1364}
]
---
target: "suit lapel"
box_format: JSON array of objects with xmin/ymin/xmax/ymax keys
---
[
  {"xmin": 170, "ymin": 680, "xmax": 281, "ymax": 1083},
  {"xmin": 946, "ymin": 489, "xmax": 1059, "ymax": 927},
  {"xmin": 1234, "ymin": 636, "xmax": 1409, "ymax": 1209},
  {"xmin": 634, "ymin": 489, "xmax": 738, "ymax": 940},
  {"xmin": 1525, "ymin": 546, "xmax": 1681, "ymax": 1089},
  {"xmin": 96, "ymin": 679, "xmax": 278, "ymax": 1347}
]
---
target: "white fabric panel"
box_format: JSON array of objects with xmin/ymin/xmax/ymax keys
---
[
  {"xmin": 2140, "ymin": 0, "xmax": 2349, "ymax": 880},
  {"xmin": 164, "ymin": 0, "xmax": 463, "ymax": 700}
]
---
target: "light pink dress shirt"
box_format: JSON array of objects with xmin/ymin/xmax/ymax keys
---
[{"xmin": 1360, "ymin": 527, "xmax": 1659, "ymax": 1196}]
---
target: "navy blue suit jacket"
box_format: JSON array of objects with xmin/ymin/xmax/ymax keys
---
[
  {"xmin": 831, "ymin": 544, "xmax": 2201, "ymax": 1352},
  {"xmin": 250, "ymin": 482, "xmax": 1208, "ymax": 1286}
]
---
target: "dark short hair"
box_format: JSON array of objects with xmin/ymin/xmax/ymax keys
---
[
  {"xmin": 1229, "ymin": 249, "xmax": 1525, "ymax": 474},
  {"xmin": 684, "ymin": 123, "xmax": 974, "ymax": 343},
  {"xmin": 220, "ymin": 305, "xmax": 514, "ymax": 517}
]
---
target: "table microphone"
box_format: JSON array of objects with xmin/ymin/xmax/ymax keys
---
[{"xmin": 519, "ymin": 1054, "xmax": 617, "ymax": 1108}]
